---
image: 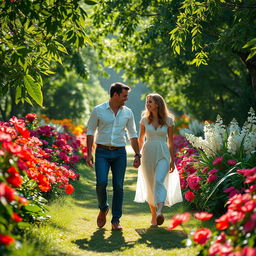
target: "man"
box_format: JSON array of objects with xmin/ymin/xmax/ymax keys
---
[{"xmin": 86, "ymin": 82, "xmax": 141, "ymax": 231}]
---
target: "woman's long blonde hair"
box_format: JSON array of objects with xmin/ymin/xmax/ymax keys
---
[{"xmin": 142, "ymin": 93, "xmax": 170, "ymax": 126}]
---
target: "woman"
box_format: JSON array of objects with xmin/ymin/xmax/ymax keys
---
[{"xmin": 134, "ymin": 93, "xmax": 183, "ymax": 226}]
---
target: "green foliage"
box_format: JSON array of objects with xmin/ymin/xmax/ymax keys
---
[
  {"xmin": 90, "ymin": 0, "xmax": 255, "ymax": 123},
  {"xmin": 170, "ymin": 0, "xmax": 256, "ymax": 65},
  {"xmin": 0, "ymin": 0, "xmax": 94, "ymax": 108}
]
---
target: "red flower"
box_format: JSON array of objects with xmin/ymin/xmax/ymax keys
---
[
  {"xmin": 216, "ymin": 232, "xmax": 226, "ymax": 243},
  {"xmin": 26, "ymin": 113, "xmax": 37, "ymax": 122},
  {"xmin": 65, "ymin": 184, "xmax": 74, "ymax": 194},
  {"xmin": 193, "ymin": 228, "xmax": 212, "ymax": 244},
  {"xmin": 0, "ymin": 234, "xmax": 15, "ymax": 246},
  {"xmin": 0, "ymin": 183, "xmax": 16, "ymax": 202},
  {"xmin": 12, "ymin": 212, "xmax": 23, "ymax": 222},
  {"xmin": 194, "ymin": 212, "xmax": 213, "ymax": 221},
  {"xmin": 185, "ymin": 190, "xmax": 194, "ymax": 201},
  {"xmin": 6, "ymin": 174, "xmax": 22, "ymax": 187},
  {"xmin": 168, "ymin": 212, "xmax": 191, "ymax": 230},
  {"xmin": 216, "ymin": 214, "xmax": 229, "ymax": 230}
]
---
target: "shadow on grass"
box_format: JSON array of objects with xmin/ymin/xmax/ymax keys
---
[
  {"xmin": 72, "ymin": 227, "xmax": 186, "ymax": 253},
  {"xmin": 73, "ymin": 229, "xmax": 134, "ymax": 253},
  {"xmin": 135, "ymin": 227, "xmax": 187, "ymax": 249}
]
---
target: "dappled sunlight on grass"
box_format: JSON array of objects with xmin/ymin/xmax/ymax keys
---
[{"xmin": 13, "ymin": 151, "xmax": 213, "ymax": 256}]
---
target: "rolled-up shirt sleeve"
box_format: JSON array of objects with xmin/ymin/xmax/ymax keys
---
[
  {"xmin": 126, "ymin": 111, "xmax": 138, "ymax": 138},
  {"xmin": 86, "ymin": 107, "xmax": 98, "ymax": 136}
]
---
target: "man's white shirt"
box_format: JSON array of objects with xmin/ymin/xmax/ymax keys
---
[{"xmin": 86, "ymin": 102, "xmax": 138, "ymax": 147}]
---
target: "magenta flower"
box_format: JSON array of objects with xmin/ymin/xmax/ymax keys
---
[
  {"xmin": 213, "ymin": 156, "xmax": 224, "ymax": 165},
  {"xmin": 187, "ymin": 174, "xmax": 201, "ymax": 190},
  {"xmin": 227, "ymin": 160, "xmax": 236, "ymax": 165},
  {"xmin": 202, "ymin": 167, "xmax": 209, "ymax": 173},
  {"xmin": 208, "ymin": 169, "xmax": 218, "ymax": 175},
  {"xmin": 207, "ymin": 174, "xmax": 218, "ymax": 183}
]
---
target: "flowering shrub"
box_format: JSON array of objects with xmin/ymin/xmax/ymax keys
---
[
  {"xmin": 178, "ymin": 109, "xmax": 256, "ymax": 212},
  {"xmin": 168, "ymin": 168, "xmax": 256, "ymax": 255},
  {"xmin": 0, "ymin": 114, "xmax": 86, "ymax": 249}
]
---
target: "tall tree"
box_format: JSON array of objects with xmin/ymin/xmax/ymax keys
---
[
  {"xmin": 0, "ymin": 0, "xmax": 96, "ymax": 120},
  {"xmin": 90, "ymin": 0, "xmax": 255, "ymax": 123}
]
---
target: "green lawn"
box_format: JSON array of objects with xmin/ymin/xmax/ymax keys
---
[{"xmin": 8, "ymin": 152, "xmax": 213, "ymax": 256}]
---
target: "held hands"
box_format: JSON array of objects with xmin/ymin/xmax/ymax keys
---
[
  {"xmin": 133, "ymin": 155, "xmax": 141, "ymax": 168},
  {"xmin": 169, "ymin": 162, "xmax": 175, "ymax": 173},
  {"xmin": 86, "ymin": 154, "xmax": 94, "ymax": 168}
]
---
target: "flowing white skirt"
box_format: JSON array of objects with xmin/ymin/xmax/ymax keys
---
[{"xmin": 134, "ymin": 166, "xmax": 183, "ymax": 207}]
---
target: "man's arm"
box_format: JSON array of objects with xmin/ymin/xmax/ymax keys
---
[{"xmin": 86, "ymin": 135, "xmax": 94, "ymax": 168}]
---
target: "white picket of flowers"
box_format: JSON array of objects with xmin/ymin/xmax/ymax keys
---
[{"xmin": 185, "ymin": 108, "xmax": 256, "ymax": 159}]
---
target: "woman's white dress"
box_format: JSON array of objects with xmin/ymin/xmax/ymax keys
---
[{"xmin": 134, "ymin": 117, "xmax": 183, "ymax": 207}]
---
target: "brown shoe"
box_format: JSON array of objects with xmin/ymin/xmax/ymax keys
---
[
  {"xmin": 97, "ymin": 208, "xmax": 109, "ymax": 228},
  {"xmin": 156, "ymin": 214, "xmax": 164, "ymax": 225},
  {"xmin": 111, "ymin": 222, "xmax": 123, "ymax": 231}
]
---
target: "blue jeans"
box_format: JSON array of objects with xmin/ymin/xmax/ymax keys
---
[{"xmin": 95, "ymin": 147, "xmax": 127, "ymax": 224}]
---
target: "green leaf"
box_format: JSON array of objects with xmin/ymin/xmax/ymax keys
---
[
  {"xmin": 55, "ymin": 41, "xmax": 68, "ymax": 54},
  {"xmin": 24, "ymin": 75, "xmax": 43, "ymax": 107},
  {"xmin": 175, "ymin": 45, "xmax": 180, "ymax": 54},
  {"xmin": 18, "ymin": 222, "xmax": 31, "ymax": 228},
  {"xmin": 25, "ymin": 97, "xmax": 33, "ymax": 106},
  {"xmin": 242, "ymin": 38, "xmax": 256, "ymax": 49},
  {"xmin": 203, "ymin": 166, "xmax": 239, "ymax": 208},
  {"xmin": 15, "ymin": 86, "xmax": 22, "ymax": 104},
  {"xmin": 24, "ymin": 204, "xmax": 42, "ymax": 213}
]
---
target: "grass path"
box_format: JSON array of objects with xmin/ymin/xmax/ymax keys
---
[{"xmin": 16, "ymin": 152, "xmax": 203, "ymax": 256}]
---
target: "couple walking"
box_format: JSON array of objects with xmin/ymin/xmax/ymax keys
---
[{"xmin": 86, "ymin": 82, "xmax": 182, "ymax": 231}]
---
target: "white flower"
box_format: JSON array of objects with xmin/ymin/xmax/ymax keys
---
[{"xmin": 185, "ymin": 108, "xmax": 256, "ymax": 160}]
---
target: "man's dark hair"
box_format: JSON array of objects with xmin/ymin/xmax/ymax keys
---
[{"xmin": 109, "ymin": 82, "xmax": 130, "ymax": 97}]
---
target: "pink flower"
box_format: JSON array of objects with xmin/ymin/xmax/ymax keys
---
[
  {"xmin": 227, "ymin": 160, "xmax": 236, "ymax": 165},
  {"xmin": 187, "ymin": 174, "xmax": 201, "ymax": 190},
  {"xmin": 241, "ymin": 247, "xmax": 256, "ymax": 256},
  {"xmin": 213, "ymin": 157, "xmax": 224, "ymax": 165},
  {"xmin": 208, "ymin": 169, "xmax": 218, "ymax": 175},
  {"xmin": 185, "ymin": 190, "xmax": 194, "ymax": 201},
  {"xmin": 202, "ymin": 167, "xmax": 209, "ymax": 173},
  {"xmin": 194, "ymin": 212, "xmax": 213, "ymax": 221},
  {"xmin": 180, "ymin": 178, "xmax": 187, "ymax": 189},
  {"xmin": 207, "ymin": 174, "xmax": 218, "ymax": 183},
  {"xmin": 227, "ymin": 210, "xmax": 245, "ymax": 224},
  {"xmin": 224, "ymin": 186, "xmax": 235, "ymax": 193}
]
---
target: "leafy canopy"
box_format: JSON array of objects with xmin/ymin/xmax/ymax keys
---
[{"xmin": 0, "ymin": 0, "xmax": 96, "ymax": 107}]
